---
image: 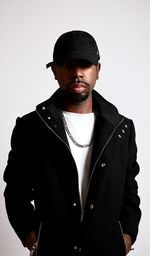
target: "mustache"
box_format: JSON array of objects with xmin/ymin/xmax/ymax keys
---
[{"xmin": 67, "ymin": 78, "xmax": 89, "ymax": 87}]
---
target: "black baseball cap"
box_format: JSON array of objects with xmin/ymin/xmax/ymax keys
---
[{"xmin": 46, "ymin": 30, "xmax": 100, "ymax": 68}]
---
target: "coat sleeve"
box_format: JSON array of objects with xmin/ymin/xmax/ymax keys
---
[
  {"xmin": 3, "ymin": 117, "xmax": 40, "ymax": 246},
  {"xmin": 120, "ymin": 120, "xmax": 141, "ymax": 244}
]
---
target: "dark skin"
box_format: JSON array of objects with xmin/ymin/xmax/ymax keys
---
[
  {"xmin": 51, "ymin": 59, "xmax": 100, "ymax": 113},
  {"xmin": 25, "ymin": 59, "xmax": 132, "ymax": 254}
]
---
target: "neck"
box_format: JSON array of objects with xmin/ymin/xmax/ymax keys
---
[{"xmin": 62, "ymin": 96, "xmax": 93, "ymax": 114}]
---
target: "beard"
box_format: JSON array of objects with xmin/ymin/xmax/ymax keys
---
[
  {"xmin": 64, "ymin": 91, "xmax": 89, "ymax": 103},
  {"xmin": 63, "ymin": 78, "xmax": 90, "ymax": 103}
]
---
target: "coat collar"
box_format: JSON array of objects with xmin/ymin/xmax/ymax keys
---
[
  {"xmin": 36, "ymin": 88, "xmax": 123, "ymax": 128},
  {"xmin": 92, "ymin": 90, "xmax": 123, "ymax": 127},
  {"xmin": 36, "ymin": 89, "xmax": 125, "ymax": 176}
]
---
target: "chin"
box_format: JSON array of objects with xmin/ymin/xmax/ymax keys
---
[{"xmin": 68, "ymin": 92, "xmax": 89, "ymax": 103}]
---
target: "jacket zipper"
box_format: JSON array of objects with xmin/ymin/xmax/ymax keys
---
[
  {"xmin": 81, "ymin": 117, "xmax": 124, "ymax": 221},
  {"xmin": 35, "ymin": 221, "xmax": 42, "ymax": 256},
  {"xmin": 36, "ymin": 110, "xmax": 125, "ymax": 223},
  {"xmin": 119, "ymin": 221, "xmax": 126, "ymax": 255},
  {"xmin": 36, "ymin": 110, "xmax": 70, "ymax": 151},
  {"xmin": 119, "ymin": 221, "xmax": 124, "ymax": 238}
]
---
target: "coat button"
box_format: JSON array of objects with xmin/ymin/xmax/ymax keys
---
[
  {"xmin": 73, "ymin": 245, "xmax": 81, "ymax": 252},
  {"xmin": 73, "ymin": 202, "xmax": 77, "ymax": 207},
  {"xmin": 73, "ymin": 245, "xmax": 78, "ymax": 250},
  {"xmin": 42, "ymin": 106, "xmax": 45, "ymax": 110},
  {"xmin": 118, "ymin": 134, "xmax": 122, "ymax": 138},
  {"xmin": 101, "ymin": 162, "xmax": 106, "ymax": 167},
  {"xmin": 89, "ymin": 203, "xmax": 94, "ymax": 210}
]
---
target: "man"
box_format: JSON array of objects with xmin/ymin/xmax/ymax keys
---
[{"xmin": 3, "ymin": 30, "xmax": 141, "ymax": 256}]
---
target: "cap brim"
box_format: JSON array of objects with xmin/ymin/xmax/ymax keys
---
[
  {"xmin": 46, "ymin": 51, "xmax": 99, "ymax": 68},
  {"xmin": 57, "ymin": 51, "xmax": 99, "ymax": 66},
  {"xmin": 46, "ymin": 62, "xmax": 53, "ymax": 69}
]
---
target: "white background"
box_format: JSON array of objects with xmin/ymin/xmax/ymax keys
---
[{"xmin": 0, "ymin": 0, "xmax": 150, "ymax": 255}]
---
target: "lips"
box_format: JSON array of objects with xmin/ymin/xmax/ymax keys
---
[{"xmin": 69, "ymin": 82, "xmax": 86, "ymax": 93}]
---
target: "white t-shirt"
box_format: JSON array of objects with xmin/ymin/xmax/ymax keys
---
[{"xmin": 63, "ymin": 111, "xmax": 95, "ymax": 212}]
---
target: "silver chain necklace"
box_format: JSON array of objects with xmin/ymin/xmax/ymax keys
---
[{"xmin": 61, "ymin": 112, "xmax": 94, "ymax": 148}]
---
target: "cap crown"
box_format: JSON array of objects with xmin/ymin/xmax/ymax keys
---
[{"xmin": 46, "ymin": 30, "xmax": 100, "ymax": 68}]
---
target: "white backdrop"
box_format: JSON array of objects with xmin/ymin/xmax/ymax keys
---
[{"xmin": 0, "ymin": 0, "xmax": 150, "ymax": 255}]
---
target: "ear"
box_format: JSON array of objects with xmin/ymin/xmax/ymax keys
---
[
  {"xmin": 96, "ymin": 62, "xmax": 101, "ymax": 80},
  {"xmin": 51, "ymin": 64, "xmax": 57, "ymax": 80}
]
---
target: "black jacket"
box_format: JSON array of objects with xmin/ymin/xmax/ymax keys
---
[{"xmin": 3, "ymin": 89, "xmax": 141, "ymax": 256}]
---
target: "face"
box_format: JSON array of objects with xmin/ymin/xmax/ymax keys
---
[{"xmin": 52, "ymin": 59, "xmax": 100, "ymax": 104}]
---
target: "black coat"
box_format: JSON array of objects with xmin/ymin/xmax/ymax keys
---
[{"xmin": 3, "ymin": 89, "xmax": 141, "ymax": 256}]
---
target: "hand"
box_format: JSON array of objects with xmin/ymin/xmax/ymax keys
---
[
  {"xmin": 123, "ymin": 234, "xmax": 132, "ymax": 255},
  {"xmin": 24, "ymin": 230, "xmax": 37, "ymax": 250},
  {"xmin": 29, "ymin": 241, "xmax": 37, "ymax": 256}
]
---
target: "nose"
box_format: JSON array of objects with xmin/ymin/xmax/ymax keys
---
[{"xmin": 72, "ymin": 66, "xmax": 84, "ymax": 79}]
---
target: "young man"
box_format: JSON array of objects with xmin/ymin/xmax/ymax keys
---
[{"xmin": 3, "ymin": 30, "xmax": 141, "ymax": 256}]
